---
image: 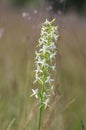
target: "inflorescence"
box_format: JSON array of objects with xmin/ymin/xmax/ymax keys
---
[{"xmin": 31, "ymin": 19, "xmax": 59, "ymax": 108}]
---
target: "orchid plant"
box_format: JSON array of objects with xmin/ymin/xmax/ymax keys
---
[{"xmin": 31, "ymin": 19, "xmax": 59, "ymax": 130}]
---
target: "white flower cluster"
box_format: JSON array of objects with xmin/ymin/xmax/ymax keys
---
[{"xmin": 32, "ymin": 19, "xmax": 59, "ymax": 108}]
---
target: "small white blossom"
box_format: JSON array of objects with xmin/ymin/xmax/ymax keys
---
[
  {"xmin": 45, "ymin": 76, "xmax": 54, "ymax": 84},
  {"xmin": 48, "ymin": 42, "xmax": 57, "ymax": 49},
  {"xmin": 35, "ymin": 51, "xmax": 41, "ymax": 60},
  {"xmin": 43, "ymin": 98, "xmax": 50, "ymax": 108},
  {"xmin": 50, "ymin": 52, "xmax": 57, "ymax": 59},
  {"xmin": 31, "ymin": 89, "xmax": 38, "ymax": 99},
  {"xmin": 36, "ymin": 59, "xmax": 46, "ymax": 66},
  {"xmin": 51, "ymin": 64, "xmax": 56, "ymax": 71},
  {"xmin": 44, "ymin": 19, "xmax": 50, "ymax": 26},
  {"xmin": 35, "ymin": 65, "xmax": 43, "ymax": 73}
]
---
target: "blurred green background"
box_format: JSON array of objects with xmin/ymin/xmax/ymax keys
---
[{"xmin": 0, "ymin": 0, "xmax": 86, "ymax": 130}]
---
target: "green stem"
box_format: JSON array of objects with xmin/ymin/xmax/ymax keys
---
[
  {"xmin": 38, "ymin": 76, "xmax": 45, "ymax": 130},
  {"xmin": 38, "ymin": 105, "xmax": 43, "ymax": 130},
  {"xmin": 38, "ymin": 84, "xmax": 44, "ymax": 130}
]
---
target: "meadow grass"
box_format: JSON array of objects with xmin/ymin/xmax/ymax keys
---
[{"xmin": 0, "ymin": 9, "xmax": 86, "ymax": 130}]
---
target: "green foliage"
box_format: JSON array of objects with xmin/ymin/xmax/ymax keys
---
[
  {"xmin": 11, "ymin": 0, "xmax": 40, "ymax": 7},
  {"xmin": 12, "ymin": 0, "xmax": 30, "ymax": 6}
]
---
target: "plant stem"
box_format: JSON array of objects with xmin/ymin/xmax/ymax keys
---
[{"xmin": 38, "ymin": 103, "xmax": 43, "ymax": 130}]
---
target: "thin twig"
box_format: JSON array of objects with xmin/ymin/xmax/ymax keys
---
[{"xmin": 6, "ymin": 118, "xmax": 15, "ymax": 130}]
